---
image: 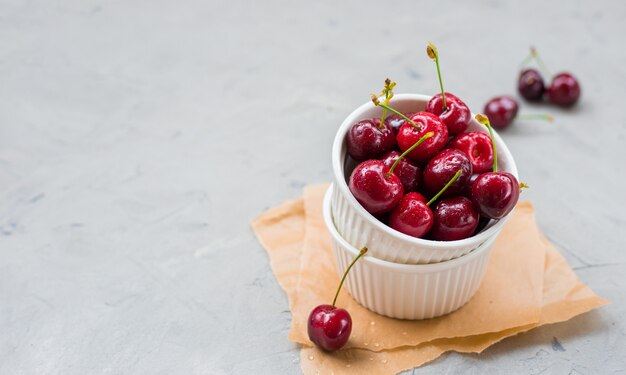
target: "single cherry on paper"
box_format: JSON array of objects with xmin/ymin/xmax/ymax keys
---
[
  {"xmin": 470, "ymin": 114, "xmax": 522, "ymax": 219},
  {"xmin": 424, "ymin": 42, "xmax": 471, "ymax": 135},
  {"xmin": 390, "ymin": 170, "xmax": 463, "ymax": 238},
  {"xmin": 308, "ymin": 247, "xmax": 368, "ymax": 352}
]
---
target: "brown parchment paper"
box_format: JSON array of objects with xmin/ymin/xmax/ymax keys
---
[
  {"xmin": 251, "ymin": 185, "xmax": 607, "ymax": 375},
  {"xmin": 289, "ymin": 184, "xmax": 544, "ymax": 350}
]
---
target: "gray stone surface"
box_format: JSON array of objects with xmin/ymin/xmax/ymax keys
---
[{"xmin": 0, "ymin": 0, "xmax": 625, "ymax": 374}]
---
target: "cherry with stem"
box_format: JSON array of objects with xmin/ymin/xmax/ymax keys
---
[
  {"xmin": 307, "ymin": 247, "xmax": 368, "ymax": 352},
  {"xmin": 470, "ymin": 114, "xmax": 523, "ymax": 219}
]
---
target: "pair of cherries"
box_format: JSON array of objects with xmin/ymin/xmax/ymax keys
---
[
  {"xmin": 519, "ymin": 47, "xmax": 581, "ymax": 107},
  {"xmin": 482, "ymin": 48, "xmax": 580, "ymax": 130}
]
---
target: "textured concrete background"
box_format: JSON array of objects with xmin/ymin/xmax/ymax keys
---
[{"xmin": 1, "ymin": 0, "xmax": 625, "ymax": 374}]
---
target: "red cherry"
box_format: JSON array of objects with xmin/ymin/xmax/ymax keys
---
[
  {"xmin": 388, "ymin": 192, "xmax": 432, "ymax": 238},
  {"xmin": 386, "ymin": 113, "xmax": 414, "ymax": 135},
  {"xmin": 381, "ymin": 151, "xmax": 422, "ymax": 192},
  {"xmin": 307, "ymin": 247, "xmax": 368, "ymax": 352},
  {"xmin": 483, "ymin": 96, "xmax": 519, "ymax": 129},
  {"xmin": 307, "ymin": 305, "xmax": 352, "ymax": 352},
  {"xmin": 349, "ymin": 160, "xmax": 403, "ymax": 214},
  {"xmin": 429, "ymin": 196, "xmax": 479, "ymax": 241},
  {"xmin": 425, "ymin": 92, "xmax": 471, "ymax": 135},
  {"xmin": 547, "ymin": 72, "xmax": 580, "ymax": 107},
  {"xmin": 449, "ymin": 132, "xmax": 494, "ymax": 174},
  {"xmin": 346, "ymin": 118, "xmax": 396, "ymax": 161},
  {"xmin": 396, "ymin": 112, "xmax": 448, "ymax": 164},
  {"xmin": 470, "ymin": 172, "xmax": 520, "ymax": 219},
  {"xmin": 423, "ymin": 149, "xmax": 472, "ymax": 198},
  {"xmin": 518, "ymin": 69, "xmax": 545, "ymax": 101}
]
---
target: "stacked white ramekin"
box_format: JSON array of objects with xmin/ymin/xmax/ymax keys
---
[{"xmin": 325, "ymin": 94, "xmax": 518, "ymax": 320}]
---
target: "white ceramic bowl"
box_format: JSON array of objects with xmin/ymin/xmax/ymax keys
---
[
  {"xmin": 324, "ymin": 186, "xmax": 494, "ymax": 320},
  {"xmin": 332, "ymin": 93, "xmax": 518, "ymax": 264}
]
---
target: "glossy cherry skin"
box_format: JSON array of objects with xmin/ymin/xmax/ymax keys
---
[
  {"xmin": 381, "ymin": 151, "xmax": 422, "ymax": 192},
  {"xmin": 386, "ymin": 113, "xmax": 414, "ymax": 135},
  {"xmin": 483, "ymin": 96, "xmax": 519, "ymax": 129},
  {"xmin": 425, "ymin": 92, "xmax": 471, "ymax": 135},
  {"xmin": 423, "ymin": 149, "xmax": 473, "ymax": 197},
  {"xmin": 429, "ymin": 196, "xmax": 479, "ymax": 241},
  {"xmin": 471, "ymin": 172, "xmax": 520, "ymax": 219},
  {"xmin": 547, "ymin": 72, "xmax": 580, "ymax": 107},
  {"xmin": 308, "ymin": 304, "xmax": 352, "ymax": 352},
  {"xmin": 349, "ymin": 160, "xmax": 404, "ymax": 215},
  {"xmin": 346, "ymin": 118, "xmax": 396, "ymax": 161},
  {"xmin": 396, "ymin": 112, "xmax": 448, "ymax": 164},
  {"xmin": 518, "ymin": 69, "xmax": 545, "ymax": 101},
  {"xmin": 388, "ymin": 193, "xmax": 432, "ymax": 238},
  {"xmin": 449, "ymin": 132, "xmax": 494, "ymax": 174}
]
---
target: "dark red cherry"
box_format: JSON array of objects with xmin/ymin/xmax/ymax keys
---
[
  {"xmin": 396, "ymin": 112, "xmax": 448, "ymax": 164},
  {"xmin": 518, "ymin": 69, "xmax": 545, "ymax": 101},
  {"xmin": 429, "ymin": 196, "xmax": 479, "ymax": 241},
  {"xmin": 307, "ymin": 304, "xmax": 352, "ymax": 352},
  {"xmin": 381, "ymin": 151, "xmax": 422, "ymax": 192},
  {"xmin": 425, "ymin": 93, "xmax": 471, "ymax": 135},
  {"xmin": 423, "ymin": 149, "xmax": 472, "ymax": 198},
  {"xmin": 483, "ymin": 96, "xmax": 519, "ymax": 129},
  {"xmin": 349, "ymin": 160, "xmax": 403, "ymax": 214},
  {"xmin": 547, "ymin": 72, "xmax": 580, "ymax": 107},
  {"xmin": 449, "ymin": 132, "xmax": 494, "ymax": 174},
  {"xmin": 470, "ymin": 172, "xmax": 520, "ymax": 219},
  {"xmin": 388, "ymin": 192, "xmax": 432, "ymax": 238},
  {"xmin": 346, "ymin": 118, "xmax": 396, "ymax": 161},
  {"xmin": 386, "ymin": 113, "xmax": 414, "ymax": 135}
]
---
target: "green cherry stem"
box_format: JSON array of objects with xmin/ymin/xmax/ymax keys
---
[
  {"xmin": 373, "ymin": 100, "xmax": 419, "ymax": 128},
  {"xmin": 332, "ymin": 247, "xmax": 368, "ymax": 307},
  {"xmin": 426, "ymin": 169, "xmax": 462, "ymax": 206},
  {"xmin": 427, "ymin": 42, "xmax": 447, "ymax": 111},
  {"xmin": 385, "ymin": 132, "xmax": 434, "ymax": 179},
  {"xmin": 530, "ymin": 47, "xmax": 551, "ymax": 79},
  {"xmin": 476, "ymin": 114, "xmax": 498, "ymax": 173},
  {"xmin": 517, "ymin": 114, "xmax": 554, "ymax": 122}
]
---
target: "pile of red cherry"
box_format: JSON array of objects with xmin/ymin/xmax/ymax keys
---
[
  {"xmin": 346, "ymin": 44, "xmax": 522, "ymax": 242},
  {"xmin": 347, "ymin": 92, "xmax": 520, "ymax": 241}
]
